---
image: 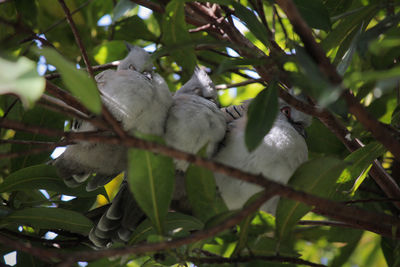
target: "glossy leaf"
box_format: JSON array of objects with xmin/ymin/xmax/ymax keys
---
[
  {"xmin": 2, "ymin": 207, "xmax": 93, "ymax": 234},
  {"xmin": 337, "ymin": 142, "xmax": 386, "ymax": 194},
  {"xmin": 128, "ymin": 146, "xmax": 175, "ymax": 234},
  {"xmin": 293, "ymin": 0, "xmax": 331, "ymax": 31},
  {"xmin": 185, "ymin": 163, "xmax": 226, "ymax": 222},
  {"xmin": 276, "ymin": 157, "xmax": 347, "ymax": 240},
  {"xmin": 0, "ymin": 57, "xmax": 45, "ymax": 109},
  {"xmin": 35, "ymin": 48, "xmax": 102, "ymax": 114},
  {"xmin": 245, "ymin": 81, "xmax": 278, "ymax": 151},
  {"xmin": 2, "ymin": 164, "xmax": 107, "ymax": 198},
  {"xmin": 129, "ymin": 212, "xmax": 203, "ymax": 244},
  {"xmin": 111, "ymin": 0, "xmax": 136, "ymax": 24}
]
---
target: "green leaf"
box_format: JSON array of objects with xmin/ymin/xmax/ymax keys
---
[
  {"xmin": 330, "ymin": 229, "xmax": 363, "ymax": 267},
  {"xmin": 337, "ymin": 142, "xmax": 386, "ymax": 194},
  {"xmin": 275, "ymin": 157, "xmax": 347, "ymax": 240},
  {"xmin": 93, "ymin": 40, "xmax": 127, "ymax": 65},
  {"xmin": 0, "ymin": 57, "xmax": 45, "ymax": 109},
  {"xmin": 293, "ymin": 0, "xmax": 331, "ymax": 31},
  {"xmin": 129, "ymin": 212, "xmax": 203, "ymax": 244},
  {"xmin": 35, "ymin": 47, "xmax": 101, "ymax": 114},
  {"xmin": 185, "ymin": 163, "xmax": 226, "ymax": 222},
  {"xmin": 2, "ymin": 207, "xmax": 93, "ymax": 234},
  {"xmin": 2, "ymin": 164, "xmax": 107, "ymax": 198},
  {"xmin": 111, "ymin": 0, "xmax": 136, "ymax": 24},
  {"xmin": 249, "ymin": 236, "xmax": 299, "ymax": 257},
  {"xmin": 245, "ymin": 81, "xmax": 278, "ymax": 151},
  {"xmin": 232, "ymin": 3, "xmax": 270, "ymax": 46},
  {"xmin": 114, "ymin": 15, "xmax": 157, "ymax": 42},
  {"xmin": 128, "ymin": 147, "xmax": 175, "ymax": 234},
  {"xmin": 162, "ymin": 0, "xmax": 196, "ymax": 79}
]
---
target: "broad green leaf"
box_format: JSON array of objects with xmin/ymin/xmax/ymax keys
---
[
  {"xmin": 245, "ymin": 81, "xmax": 278, "ymax": 151},
  {"xmin": 2, "ymin": 207, "xmax": 93, "ymax": 234},
  {"xmin": 321, "ymin": 5, "xmax": 377, "ymax": 52},
  {"xmin": 357, "ymin": 13, "xmax": 400, "ymax": 56},
  {"xmin": 162, "ymin": 0, "xmax": 196, "ymax": 79},
  {"xmin": 232, "ymin": 3, "xmax": 270, "ymax": 47},
  {"xmin": 111, "ymin": 0, "xmax": 136, "ymax": 24},
  {"xmin": 330, "ymin": 229, "xmax": 363, "ymax": 267},
  {"xmin": 35, "ymin": 48, "xmax": 101, "ymax": 114},
  {"xmin": 93, "ymin": 40, "xmax": 127, "ymax": 65},
  {"xmin": 306, "ymin": 119, "xmax": 346, "ymax": 155},
  {"xmin": 294, "ymin": 46, "xmax": 342, "ymax": 107},
  {"xmin": 0, "ymin": 57, "xmax": 45, "ymax": 109},
  {"xmin": 215, "ymin": 57, "xmax": 265, "ymax": 75},
  {"xmin": 185, "ymin": 163, "xmax": 226, "ymax": 222},
  {"xmin": 336, "ymin": 24, "xmax": 363, "ymax": 76},
  {"xmin": 337, "ymin": 142, "xmax": 386, "ymax": 194},
  {"xmin": 275, "ymin": 157, "xmax": 347, "ymax": 240},
  {"xmin": 293, "ymin": 0, "xmax": 331, "ymax": 31},
  {"xmin": 129, "ymin": 212, "xmax": 203, "ymax": 244},
  {"xmin": 381, "ymin": 238, "xmax": 400, "ymax": 267},
  {"xmin": 2, "ymin": 164, "xmax": 107, "ymax": 198},
  {"xmin": 128, "ymin": 147, "xmax": 175, "ymax": 234},
  {"xmin": 248, "ymin": 236, "xmax": 299, "ymax": 257},
  {"xmin": 114, "ymin": 15, "xmax": 157, "ymax": 42}
]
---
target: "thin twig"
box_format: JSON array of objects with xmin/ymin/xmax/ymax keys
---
[
  {"xmin": 0, "ymin": 141, "xmax": 72, "ymax": 160},
  {"xmin": 58, "ymin": 0, "xmax": 94, "ymax": 78}
]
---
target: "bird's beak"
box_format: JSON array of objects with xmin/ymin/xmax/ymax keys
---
[{"xmin": 290, "ymin": 121, "xmax": 307, "ymax": 139}]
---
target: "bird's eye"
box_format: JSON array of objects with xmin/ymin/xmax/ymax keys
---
[
  {"xmin": 128, "ymin": 64, "xmax": 136, "ymax": 71},
  {"xmin": 280, "ymin": 106, "xmax": 291, "ymax": 118}
]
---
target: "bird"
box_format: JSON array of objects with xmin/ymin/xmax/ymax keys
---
[
  {"xmin": 53, "ymin": 44, "xmax": 173, "ymax": 191},
  {"xmin": 88, "ymin": 67, "xmax": 227, "ymax": 247},
  {"xmin": 164, "ymin": 67, "xmax": 226, "ymax": 171},
  {"xmin": 214, "ymin": 94, "xmax": 312, "ymax": 214}
]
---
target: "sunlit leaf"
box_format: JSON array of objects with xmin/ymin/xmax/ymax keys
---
[
  {"xmin": 0, "ymin": 57, "xmax": 45, "ymax": 109},
  {"xmin": 128, "ymin": 141, "xmax": 175, "ymax": 234},
  {"xmin": 35, "ymin": 47, "xmax": 102, "ymax": 114}
]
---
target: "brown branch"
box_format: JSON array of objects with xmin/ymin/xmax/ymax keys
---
[
  {"xmin": 0, "ymin": 141, "xmax": 72, "ymax": 160},
  {"xmin": 186, "ymin": 255, "xmax": 325, "ymax": 267},
  {"xmin": 1, "ymin": 119, "xmax": 400, "ymax": 239},
  {"xmin": 298, "ymin": 220, "xmax": 363, "ymax": 230},
  {"xmin": 274, "ymin": 0, "xmax": 400, "ymax": 161},
  {"xmin": 58, "ymin": 0, "xmax": 94, "ymax": 79},
  {"xmin": 45, "ymin": 62, "xmax": 119, "ymax": 80}
]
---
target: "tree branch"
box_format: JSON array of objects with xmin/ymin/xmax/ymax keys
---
[{"xmin": 1, "ymin": 119, "xmax": 400, "ymax": 240}]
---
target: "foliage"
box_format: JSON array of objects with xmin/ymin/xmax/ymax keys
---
[{"xmin": 0, "ymin": 0, "xmax": 399, "ymax": 266}]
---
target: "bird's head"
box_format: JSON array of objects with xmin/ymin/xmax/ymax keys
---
[
  {"xmin": 278, "ymin": 95, "xmax": 312, "ymax": 138},
  {"xmin": 178, "ymin": 67, "xmax": 218, "ymax": 104},
  {"xmin": 118, "ymin": 43, "xmax": 154, "ymax": 78}
]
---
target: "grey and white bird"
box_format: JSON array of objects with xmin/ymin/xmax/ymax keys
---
[
  {"xmin": 164, "ymin": 67, "xmax": 226, "ymax": 171},
  {"xmin": 89, "ymin": 67, "xmax": 226, "ymax": 247},
  {"xmin": 53, "ymin": 44, "xmax": 173, "ymax": 191},
  {"xmin": 214, "ymin": 96, "xmax": 312, "ymax": 214}
]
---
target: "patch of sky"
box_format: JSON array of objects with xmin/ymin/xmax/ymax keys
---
[
  {"xmin": 44, "ymin": 231, "xmax": 58, "ymax": 240},
  {"xmin": 226, "ymin": 47, "xmax": 240, "ymax": 57},
  {"xmin": 144, "ymin": 43, "xmax": 156, "ymax": 52},
  {"xmin": 51, "ymin": 147, "xmax": 66, "ymax": 159},
  {"xmin": 138, "ymin": 6, "xmax": 152, "ymax": 19},
  {"xmin": 78, "ymin": 262, "xmax": 88, "ymax": 267},
  {"xmin": 244, "ymin": 69, "xmax": 260, "ymax": 79},
  {"xmin": 4, "ymin": 251, "xmax": 16, "ymax": 266},
  {"xmin": 40, "ymin": 189, "xmax": 50, "ymax": 199},
  {"xmin": 232, "ymin": 16, "xmax": 249, "ymax": 35},
  {"xmin": 61, "ymin": 195, "xmax": 76, "ymax": 201},
  {"xmin": 97, "ymin": 14, "xmax": 112, "ymax": 27}
]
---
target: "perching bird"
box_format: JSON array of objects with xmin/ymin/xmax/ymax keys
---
[
  {"xmin": 164, "ymin": 67, "xmax": 226, "ymax": 171},
  {"xmin": 53, "ymin": 44, "xmax": 173, "ymax": 191},
  {"xmin": 214, "ymin": 95, "xmax": 312, "ymax": 214},
  {"xmin": 89, "ymin": 67, "xmax": 226, "ymax": 247}
]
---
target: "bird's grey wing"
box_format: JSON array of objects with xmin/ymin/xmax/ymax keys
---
[
  {"xmin": 89, "ymin": 180, "xmax": 146, "ymax": 247},
  {"xmin": 164, "ymin": 94, "xmax": 226, "ymax": 171}
]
